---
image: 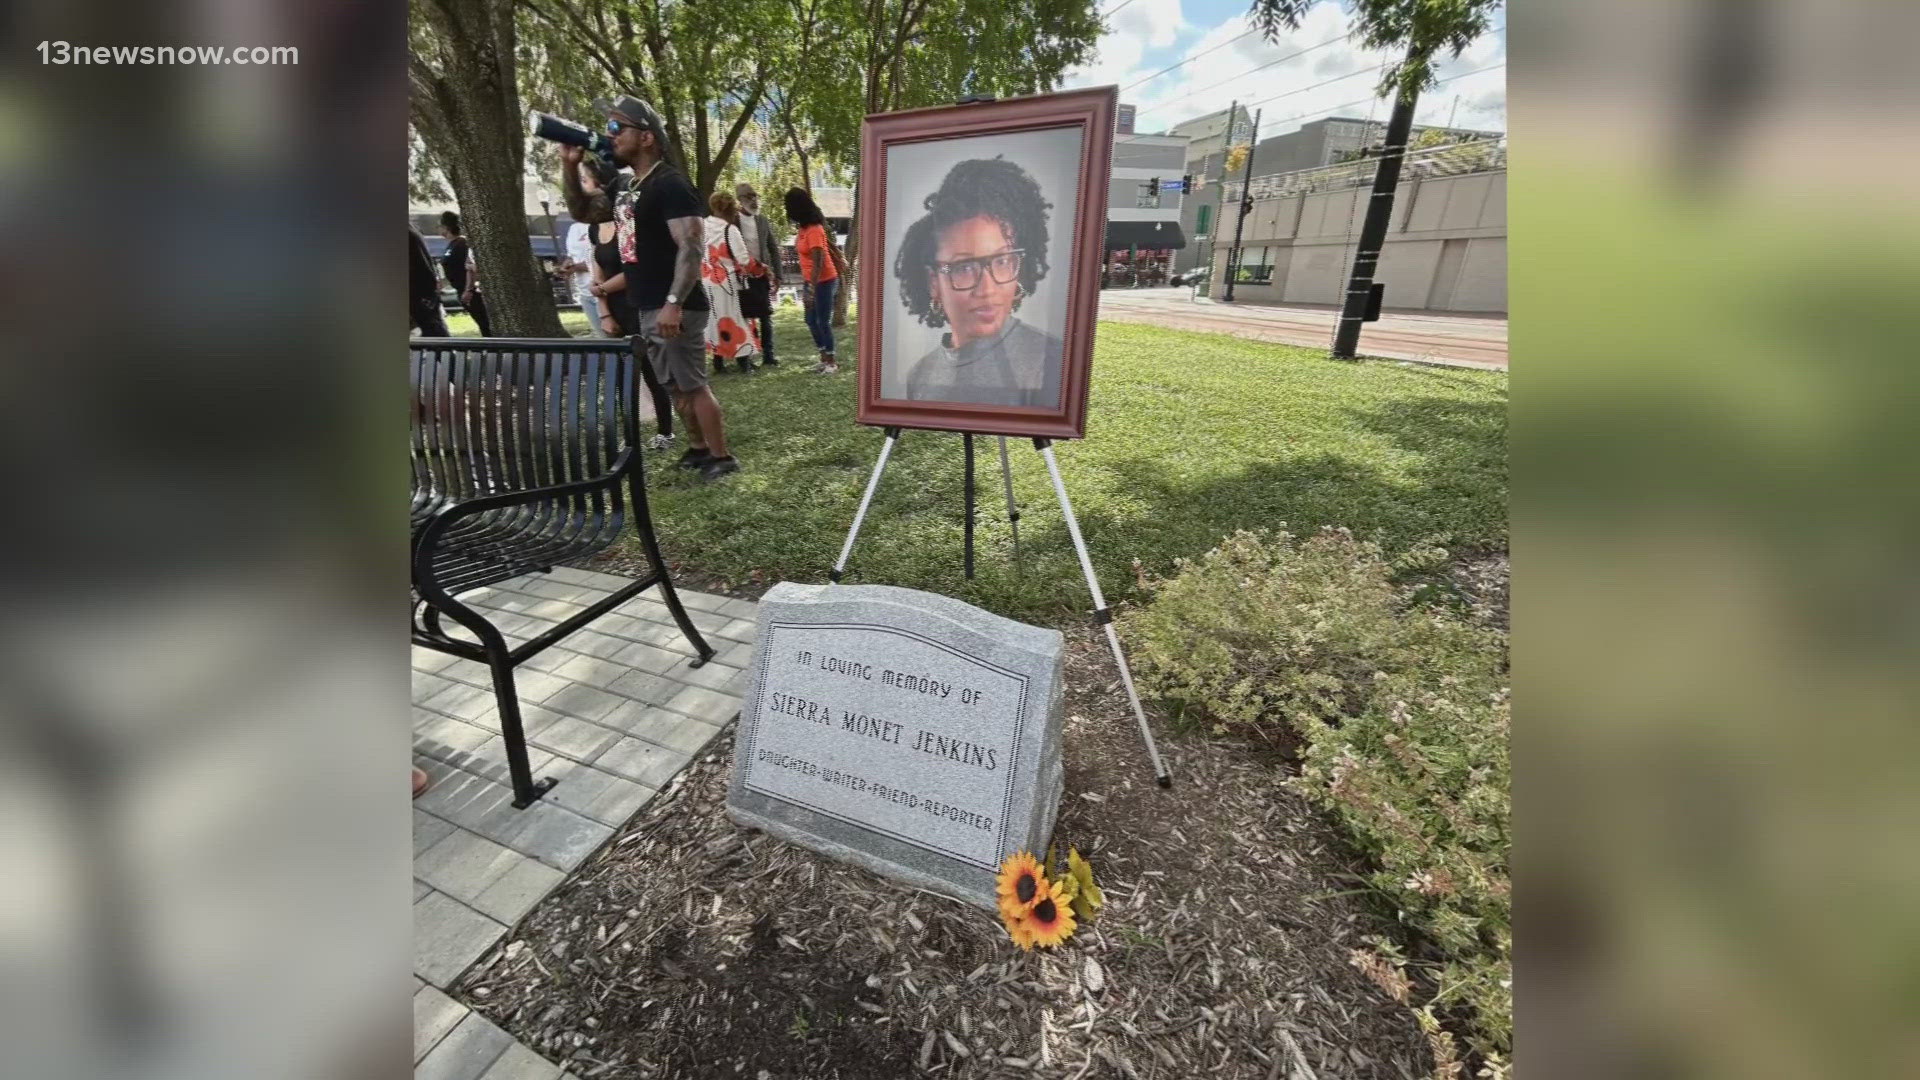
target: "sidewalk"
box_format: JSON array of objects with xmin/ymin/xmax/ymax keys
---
[
  {"xmin": 412, "ymin": 567, "xmax": 754, "ymax": 1079},
  {"xmin": 1096, "ymin": 287, "xmax": 1508, "ymax": 370}
]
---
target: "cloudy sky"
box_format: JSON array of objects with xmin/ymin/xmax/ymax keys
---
[{"xmin": 1060, "ymin": 0, "xmax": 1506, "ymax": 139}]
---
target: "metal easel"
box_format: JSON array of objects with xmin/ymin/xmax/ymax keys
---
[{"xmin": 830, "ymin": 426, "xmax": 1172, "ymax": 788}]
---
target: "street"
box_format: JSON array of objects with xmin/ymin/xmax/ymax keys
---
[{"xmin": 1096, "ymin": 287, "xmax": 1509, "ymax": 370}]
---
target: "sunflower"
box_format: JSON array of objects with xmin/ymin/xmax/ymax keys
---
[
  {"xmin": 1022, "ymin": 877, "xmax": 1077, "ymax": 949},
  {"xmin": 1005, "ymin": 908, "xmax": 1037, "ymax": 951},
  {"xmin": 996, "ymin": 851, "xmax": 1046, "ymax": 922}
]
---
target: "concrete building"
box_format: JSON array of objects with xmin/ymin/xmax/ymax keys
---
[
  {"xmin": 1104, "ymin": 129, "xmax": 1189, "ymax": 285},
  {"xmin": 1173, "ymin": 113, "xmax": 1503, "ymax": 273},
  {"xmin": 1206, "ymin": 139, "xmax": 1506, "ymax": 314},
  {"xmin": 1167, "ymin": 105, "xmax": 1253, "ymax": 180}
]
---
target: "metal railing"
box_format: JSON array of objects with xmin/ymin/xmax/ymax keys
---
[{"xmin": 1222, "ymin": 137, "xmax": 1506, "ymax": 203}]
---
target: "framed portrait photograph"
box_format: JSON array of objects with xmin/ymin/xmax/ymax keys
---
[{"xmin": 856, "ymin": 87, "xmax": 1117, "ymax": 440}]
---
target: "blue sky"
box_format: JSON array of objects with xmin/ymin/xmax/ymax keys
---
[{"xmin": 1059, "ymin": 0, "xmax": 1506, "ymax": 139}]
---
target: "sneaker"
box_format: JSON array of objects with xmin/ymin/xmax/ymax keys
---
[
  {"xmin": 675, "ymin": 447, "xmax": 713, "ymax": 470},
  {"xmin": 762, "ymin": 357, "xmax": 779, "ymax": 366},
  {"xmin": 648, "ymin": 432, "xmax": 676, "ymax": 451},
  {"xmin": 699, "ymin": 455, "xmax": 741, "ymax": 481},
  {"xmin": 815, "ymin": 363, "xmax": 840, "ymax": 375}
]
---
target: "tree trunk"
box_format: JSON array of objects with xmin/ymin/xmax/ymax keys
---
[
  {"xmin": 829, "ymin": 239, "xmax": 851, "ymax": 328},
  {"xmin": 1330, "ymin": 88, "xmax": 1418, "ymax": 359},
  {"xmin": 781, "ymin": 107, "xmax": 812, "ymax": 192},
  {"xmin": 411, "ymin": 0, "xmax": 563, "ymax": 337}
]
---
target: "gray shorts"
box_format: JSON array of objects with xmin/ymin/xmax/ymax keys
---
[{"xmin": 638, "ymin": 305, "xmax": 710, "ymax": 394}]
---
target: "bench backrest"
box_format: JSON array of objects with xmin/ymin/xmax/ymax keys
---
[{"xmin": 410, "ymin": 338, "xmax": 641, "ymax": 538}]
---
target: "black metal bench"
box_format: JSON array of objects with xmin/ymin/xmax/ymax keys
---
[{"xmin": 410, "ymin": 336, "xmax": 713, "ymax": 807}]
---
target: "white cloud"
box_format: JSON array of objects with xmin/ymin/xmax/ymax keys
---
[
  {"xmin": 1066, "ymin": 0, "xmax": 1192, "ymax": 90},
  {"xmin": 1067, "ymin": 0, "xmax": 1506, "ymax": 143}
]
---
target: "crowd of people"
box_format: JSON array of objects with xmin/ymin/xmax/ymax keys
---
[{"xmin": 407, "ymin": 93, "xmax": 854, "ymax": 484}]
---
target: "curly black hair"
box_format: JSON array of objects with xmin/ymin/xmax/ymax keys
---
[
  {"xmin": 784, "ymin": 187, "xmax": 826, "ymax": 228},
  {"xmin": 893, "ymin": 157, "xmax": 1051, "ymax": 329},
  {"xmin": 439, "ymin": 210, "xmax": 463, "ymax": 235}
]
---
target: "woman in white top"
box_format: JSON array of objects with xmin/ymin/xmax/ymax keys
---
[{"xmin": 701, "ymin": 190, "xmax": 763, "ymax": 374}]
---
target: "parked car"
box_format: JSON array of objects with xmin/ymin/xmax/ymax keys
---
[
  {"xmin": 423, "ymin": 229, "xmax": 577, "ymax": 312},
  {"xmin": 1169, "ymin": 267, "xmax": 1208, "ymax": 287}
]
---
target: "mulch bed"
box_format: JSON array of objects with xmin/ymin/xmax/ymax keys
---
[{"xmin": 457, "ymin": 627, "xmax": 1432, "ymax": 1079}]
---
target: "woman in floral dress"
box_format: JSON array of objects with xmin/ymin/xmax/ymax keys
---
[{"xmin": 702, "ymin": 190, "xmax": 763, "ymax": 374}]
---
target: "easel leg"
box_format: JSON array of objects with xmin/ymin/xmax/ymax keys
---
[
  {"xmin": 1035, "ymin": 441, "xmax": 1172, "ymax": 787},
  {"xmin": 998, "ymin": 436, "xmax": 1020, "ymax": 564},
  {"xmin": 832, "ymin": 427, "xmax": 901, "ymax": 583},
  {"xmin": 963, "ymin": 433, "xmax": 976, "ymax": 580}
]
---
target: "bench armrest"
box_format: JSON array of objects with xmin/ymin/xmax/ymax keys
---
[{"xmin": 412, "ymin": 446, "xmax": 638, "ymax": 590}]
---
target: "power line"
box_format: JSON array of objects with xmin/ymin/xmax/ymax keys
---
[
  {"xmin": 1102, "ymin": 0, "xmax": 1139, "ymax": 16},
  {"xmin": 1117, "ymin": 61, "xmax": 1504, "ymax": 149},
  {"xmin": 1134, "ymin": 32, "xmax": 1350, "ymax": 116},
  {"xmin": 1246, "ymin": 62, "xmax": 1506, "ymax": 131},
  {"xmin": 1133, "ymin": 21, "xmax": 1505, "ymax": 126},
  {"xmin": 1120, "ymin": 28, "xmax": 1258, "ymax": 92},
  {"xmin": 1146, "ymin": 58, "xmax": 1377, "ymax": 122}
]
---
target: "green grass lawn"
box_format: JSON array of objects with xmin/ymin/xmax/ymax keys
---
[
  {"xmin": 443, "ymin": 309, "xmax": 597, "ymax": 337},
  {"xmin": 447, "ymin": 304, "xmax": 1507, "ymax": 627}
]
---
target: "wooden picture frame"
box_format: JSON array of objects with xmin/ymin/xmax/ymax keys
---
[{"xmin": 855, "ymin": 86, "xmax": 1117, "ymax": 440}]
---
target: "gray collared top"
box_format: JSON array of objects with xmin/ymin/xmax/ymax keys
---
[{"xmin": 901, "ymin": 317, "xmax": 1064, "ymax": 409}]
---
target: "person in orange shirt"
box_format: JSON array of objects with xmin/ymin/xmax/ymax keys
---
[{"xmin": 784, "ymin": 187, "xmax": 841, "ymax": 374}]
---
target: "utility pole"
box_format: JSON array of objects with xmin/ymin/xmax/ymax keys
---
[
  {"xmin": 1221, "ymin": 108, "xmax": 1260, "ymax": 303},
  {"xmin": 1331, "ymin": 73, "xmax": 1418, "ymax": 359},
  {"xmin": 1197, "ymin": 100, "xmax": 1237, "ymax": 302}
]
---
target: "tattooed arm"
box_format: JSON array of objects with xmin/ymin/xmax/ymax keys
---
[{"xmin": 655, "ymin": 214, "xmax": 704, "ymax": 337}]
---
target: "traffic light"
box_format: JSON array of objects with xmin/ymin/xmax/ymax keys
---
[
  {"xmin": 1182, "ymin": 173, "xmax": 1194, "ymax": 192},
  {"xmin": 1147, "ymin": 177, "xmax": 1159, "ymax": 197}
]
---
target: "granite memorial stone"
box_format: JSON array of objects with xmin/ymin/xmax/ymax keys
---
[{"xmin": 726, "ymin": 582, "xmax": 1065, "ymax": 910}]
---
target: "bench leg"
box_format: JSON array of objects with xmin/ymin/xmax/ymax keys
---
[
  {"xmin": 626, "ymin": 447, "xmax": 716, "ymax": 667},
  {"xmin": 483, "ymin": 637, "xmax": 556, "ymax": 808},
  {"xmin": 655, "ymin": 577, "xmax": 715, "ymax": 669}
]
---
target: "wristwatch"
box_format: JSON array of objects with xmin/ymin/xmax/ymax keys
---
[{"xmin": 665, "ymin": 293, "xmax": 680, "ymax": 305}]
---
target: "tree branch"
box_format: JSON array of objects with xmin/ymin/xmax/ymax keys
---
[{"xmin": 518, "ymin": 0, "xmax": 626, "ymax": 85}]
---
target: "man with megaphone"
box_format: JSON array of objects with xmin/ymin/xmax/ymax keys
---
[{"xmin": 554, "ymin": 96, "xmax": 740, "ymax": 481}]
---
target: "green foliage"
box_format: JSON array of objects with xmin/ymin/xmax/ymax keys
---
[
  {"xmin": 408, "ymin": 127, "xmax": 451, "ymax": 206},
  {"xmin": 511, "ymin": 0, "xmax": 1102, "ymax": 199},
  {"xmin": 1061, "ymin": 848, "xmax": 1104, "ymax": 923},
  {"xmin": 1118, "ymin": 527, "xmax": 1510, "ymax": 1063},
  {"xmin": 518, "ymin": 0, "xmax": 786, "ymax": 192},
  {"xmin": 1246, "ymin": 0, "xmax": 1500, "ymax": 102},
  {"xmin": 790, "ymin": 0, "xmax": 1102, "ymax": 170},
  {"xmin": 1121, "ymin": 528, "xmax": 1502, "ymax": 740}
]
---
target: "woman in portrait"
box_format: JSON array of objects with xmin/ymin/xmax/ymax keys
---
[{"xmin": 891, "ymin": 157, "xmax": 1064, "ymax": 408}]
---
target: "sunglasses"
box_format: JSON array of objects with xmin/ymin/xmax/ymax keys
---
[{"xmin": 605, "ymin": 118, "xmax": 645, "ymax": 135}]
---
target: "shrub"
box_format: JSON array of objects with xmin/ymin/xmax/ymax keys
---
[{"xmin": 1119, "ymin": 528, "xmax": 1510, "ymax": 1070}]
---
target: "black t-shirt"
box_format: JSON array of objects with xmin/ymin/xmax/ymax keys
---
[
  {"xmin": 439, "ymin": 237, "xmax": 470, "ymax": 294},
  {"xmin": 409, "ymin": 230, "xmax": 440, "ymax": 308},
  {"xmin": 613, "ymin": 166, "xmax": 709, "ymax": 312},
  {"xmin": 591, "ymin": 224, "xmax": 636, "ymax": 332}
]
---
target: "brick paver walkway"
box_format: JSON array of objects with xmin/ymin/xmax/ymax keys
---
[{"xmin": 411, "ymin": 566, "xmax": 753, "ymax": 1079}]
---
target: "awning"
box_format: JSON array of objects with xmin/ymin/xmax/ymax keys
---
[{"xmin": 1104, "ymin": 219, "xmax": 1187, "ymax": 251}]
